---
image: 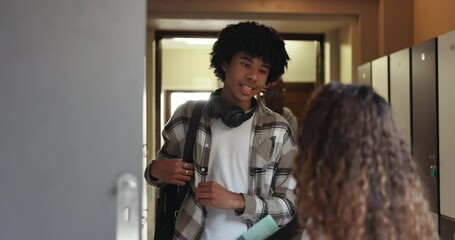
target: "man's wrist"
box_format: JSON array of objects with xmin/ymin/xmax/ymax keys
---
[
  {"xmin": 148, "ymin": 161, "xmax": 159, "ymax": 181},
  {"xmin": 234, "ymin": 193, "xmax": 245, "ymax": 215}
]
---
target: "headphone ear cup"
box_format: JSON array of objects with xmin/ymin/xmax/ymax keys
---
[
  {"xmin": 206, "ymin": 88, "xmax": 256, "ymax": 127},
  {"xmin": 221, "ymin": 106, "xmax": 245, "ymax": 128}
]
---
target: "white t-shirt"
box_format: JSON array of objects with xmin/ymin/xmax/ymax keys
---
[{"xmin": 201, "ymin": 114, "xmax": 254, "ymax": 240}]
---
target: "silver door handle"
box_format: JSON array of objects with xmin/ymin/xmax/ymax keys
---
[{"xmin": 116, "ymin": 173, "xmax": 139, "ymax": 240}]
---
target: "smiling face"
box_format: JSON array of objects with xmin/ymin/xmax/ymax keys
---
[{"xmin": 221, "ymin": 52, "xmax": 270, "ymax": 111}]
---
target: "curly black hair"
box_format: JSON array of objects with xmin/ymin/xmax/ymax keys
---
[{"xmin": 210, "ymin": 21, "xmax": 290, "ymax": 85}]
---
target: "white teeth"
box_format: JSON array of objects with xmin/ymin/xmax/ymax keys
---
[{"xmin": 242, "ymin": 85, "xmax": 253, "ymax": 91}]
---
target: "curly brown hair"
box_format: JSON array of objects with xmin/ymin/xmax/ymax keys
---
[{"xmin": 293, "ymin": 83, "xmax": 437, "ymax": 240}]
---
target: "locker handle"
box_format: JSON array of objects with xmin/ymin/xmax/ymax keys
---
[
  {"xmin": 428, "ymin": 153, "xmax": 437, "ymax": 181},
  {"xmin": 430, "ymin": 165, "xmax": 437, "ymax": 179}
]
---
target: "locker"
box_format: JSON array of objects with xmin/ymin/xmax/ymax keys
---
[
  {"xmin": 357, "ymin": 62, "xmax": 371, "ymax": 85},
  {"xmin": 438, "ymin": 30, "xmax": 455, "ymax": 226},
  {"xmin": 371, "ymin": 56, "xmax": 389, "ymax": 102},
  {"xmin": 411, "ymin": 38, "xmax": 439, "ymax": 222},
  {"xmin": 389, "ymin": 48, "xmax": 412, "ymax": 148},
  {"xmin": 440, "ymin": 215, "xmax": 455, "ymax": 240}
]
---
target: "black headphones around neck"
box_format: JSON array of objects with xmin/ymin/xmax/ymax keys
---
[{"xmin": 206, "ymin": 88, "xmax": 256, "ymax": 128}]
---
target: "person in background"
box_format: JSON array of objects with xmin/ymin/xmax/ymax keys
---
[
  {"xmin": 263, "ymin": 77, "xmax": 298, "ymax": 140},
  {"xmin": 293, "ymin": 82, "xmax": 438, "ymax": 240},
  {"xmin": 145, "ymin": 21, "xmax": 297, "ymax": 240}
]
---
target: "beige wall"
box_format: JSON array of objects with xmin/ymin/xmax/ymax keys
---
[
  {"xmin": 162, "ymin": 48, "xmax": 217, "ymax": 90},
  {"xmin": 281, "ymin": 40, "xmax": 317, "ymax": 83},
  {"xmin": 324, "ymin": 30, "xmax": 340, "ymax": 83},
  {"xmin": 161, "ymin": 41, "xmax": 318, "ymax": 89},
  {"xmin": 339, "ymin": 26, "xmax": 353, "ymax": 84}
]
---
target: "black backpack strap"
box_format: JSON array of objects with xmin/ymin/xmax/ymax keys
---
[
  {"xmin": 183, "ymin": 101, "xmax": 205, "ymax": 164},
  {"xmin": 176, "ymin": 100, "xmax": 205, "ymax": 205}
]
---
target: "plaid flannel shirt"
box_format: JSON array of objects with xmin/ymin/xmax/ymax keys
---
[{"xmin": 145, "ymin": 100, "xmax": 297, "ymax": 240}]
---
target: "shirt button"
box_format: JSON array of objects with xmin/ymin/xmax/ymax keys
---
[{"xmin": 201, "ymin": 167, "xmax": 206, "ymax": 172}]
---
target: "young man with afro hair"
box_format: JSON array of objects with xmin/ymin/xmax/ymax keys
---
[{"xmin": 145, "ymin": 21, "xmax": 297, "ymax": 240}]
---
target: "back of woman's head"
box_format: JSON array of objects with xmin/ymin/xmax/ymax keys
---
[{"xmin": 294, "ymin": 82, "xmax": 437, "ymax": 240}]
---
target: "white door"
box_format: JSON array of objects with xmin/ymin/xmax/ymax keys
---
[{"xmin": 0, "ymin": 0, "xmax": 145, "ymax": 239}]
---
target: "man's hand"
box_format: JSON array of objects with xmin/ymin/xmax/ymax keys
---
[
  {"xmin": 195, "ymin": 181, "xmax": 245, "ymax": 212},
  {"xmin": 150, "ymin": 159, "xmax": 193, "ymax": 186}
]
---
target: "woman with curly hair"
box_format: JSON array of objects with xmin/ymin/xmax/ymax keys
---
[{"xmin": 293, "ymin": 83, "xmax": 438, "ymax": 240}]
